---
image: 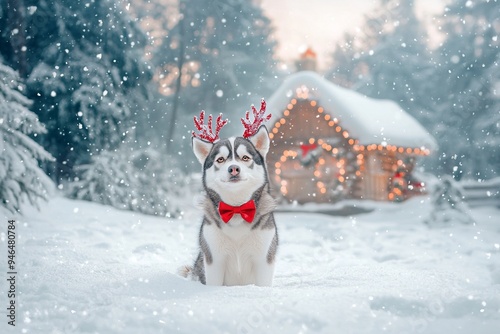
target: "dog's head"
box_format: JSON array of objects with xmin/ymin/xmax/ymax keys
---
[{"xmin": 192, "ymin": 125, "xmax": 270, "ymax": 206}]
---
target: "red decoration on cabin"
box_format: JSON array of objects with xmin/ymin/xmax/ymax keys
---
[
  {"xmin": 300, "ymin": 143, "xmax": 318, "ymax": 158},
  {"xmin": 241, "ymin": 99, "xmax": 272, "ymax": 138},
  {"xmin": 192, "ymin": 111, "xmax": 228, "ymax": 143}
]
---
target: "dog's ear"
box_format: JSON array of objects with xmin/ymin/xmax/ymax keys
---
[
  {"xmin": 248, "ymin": 125, "xmax": 270, "ymax": 158},
  {"xmin": 192, "ymin": 137, "xmax": 213, "ymax": 164}
]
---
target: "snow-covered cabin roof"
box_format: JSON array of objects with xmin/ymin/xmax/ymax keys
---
[{"xmin": 267, "ymin": 71, "xmax": 437, "ymax": 151}]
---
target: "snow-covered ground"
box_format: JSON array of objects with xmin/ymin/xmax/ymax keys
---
[{"xmin": 1, "ymin": 195, "xmax": 499, "ymax": 334}]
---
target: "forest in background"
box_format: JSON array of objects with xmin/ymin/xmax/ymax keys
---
[{"xmin": 0, "ymin": 0, "xmax": 498, "ymax": 215}]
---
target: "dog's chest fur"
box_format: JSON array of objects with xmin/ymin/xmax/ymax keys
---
[{"xmin": 203, "ymin": 216, "xmax": 276, "ymax": 285}]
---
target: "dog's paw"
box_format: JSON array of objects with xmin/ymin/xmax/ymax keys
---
[{"xmin": 177, "ymin": 265, "xmax": 192, "ymax": 278}]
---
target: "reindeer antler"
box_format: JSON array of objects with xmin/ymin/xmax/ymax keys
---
[
  {"xmin": 192, "ymin": 111, "xmax": 228, "ymax": 142},
  {"xmin": 241, "ymin": 99, "xmax": 272, "ymax": 138}
]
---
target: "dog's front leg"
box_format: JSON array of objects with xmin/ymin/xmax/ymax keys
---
[
  {"xmin": 204, "ymin": 257, "xmax": 225, "ymax": 286},
  {"xmin": 254, "ymin": 259, "xmax": 275, "ymax": 287}
]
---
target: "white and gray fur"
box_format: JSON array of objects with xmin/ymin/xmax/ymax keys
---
[{"xmin": 180, "ymin": 126, "xmax": 278, "ymax": 286}]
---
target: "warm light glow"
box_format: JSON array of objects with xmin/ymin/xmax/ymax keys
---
[
  {"xmin": 284, "ymin": 110, "xmax": 290, "ymax": 117},
  {"xmin": 335, "ymin": 126, "xmax": 341, "ymax": 133},
  {"xmin": 398, "ymin": 147, "xmax": 404, "ymax": 153},
  {"xmin": 309, "ymin": 138, "xmax": 315, "ymax": 144},
  {"xmin": 348, "ymin": 139, "xmax": 354, "ymax": 145},
  {"xmin": 338, "ymin": 176, "xmax": 345, "ymax": 182},
  {"xmin": 275, "ymin": 162, "xmax": 281, "ymax": 168},
  {"xmin": 324, "ymin": 114, "xmax": 331, "ymax": 121},
  {"xmin": 328, "ymin": 120, "xmax": 335, "ymax": 127},
  {"xmin": 310, "ymin": 100, "xmax": 317, "ymax": 107},
  {"xmin": 291, "ymin": 98, "xmax": 297, "ymax": 105},
  {"xmin": 332, "ymin": 148, "xmax": 338, "ymax": 154},
  {"xmin": 343, "ymin": 131, "xmax": 349, "ymax": 139},
  {"xmin": 272, "ymin": 128, "xmax": 278, "ymax": 134},
  {"xmin": 280, "ymin": 118, "xmax": 286, "ymax": 124},
  {"xmin": 318, "ymin": 107, "xmax": 324, "ymax": 113},
  {"xmin": 406, "ymin": 148, "xmax": 412, "ymax": 154},
  {"xmin": 269, "ymin": 133, "xmax": 274, "ymax": 139}
]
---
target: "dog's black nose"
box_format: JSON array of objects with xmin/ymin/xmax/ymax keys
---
[{"xmin": 228, "ymin": 165, "xmax": 240, "ymax": 176}]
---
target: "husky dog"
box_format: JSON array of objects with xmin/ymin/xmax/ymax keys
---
[{"xmin": 181, "ymin": 121, "xmax": 278, "ymax": 286}]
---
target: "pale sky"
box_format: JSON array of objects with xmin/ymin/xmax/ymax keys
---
[{"xmin": 260, "ymin": 0, "xmax": 444, "ymax": 71}]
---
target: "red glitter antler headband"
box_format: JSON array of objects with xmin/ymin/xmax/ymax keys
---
[
  {"xmin": 192, "ymin": 111, "xmax": 228, "ymax": 143},
  {"xmin": 192, "ymin": 99, "xmax": 271, "ymax": 141},
  {"xmin": 241, "ymin": 99, "xmax": 272, "ymax": 138}
]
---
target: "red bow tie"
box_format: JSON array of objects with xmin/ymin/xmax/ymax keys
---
[{"xmin": 218, "ymin": 200, "xmax": 256, "ymax": 223}]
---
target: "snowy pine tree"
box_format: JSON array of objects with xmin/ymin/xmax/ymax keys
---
[
  {"xmin": 136, "ymin": 0, "xmax": 278, "ymax": 153},
  {"xmin": 425, "ymin": 175, "xmax": 474, "ymax": 226},
  {"xmin": 430, "ymin": 0, "xmax": 500, "ymax": 180},
  {"xmin": 69, "ymin": 146, "xmax": 187, "ymax": 217},
  {"xmin": 0, "ymin": 58, "xmax": 54, "ymax": 213},
  {"xmin": 0, "ymin": 0, "xmax": 153, "ymax": 181},
  {"xmin": 327, "ymin": 0, "xmax": 434, "ymax": 126}
]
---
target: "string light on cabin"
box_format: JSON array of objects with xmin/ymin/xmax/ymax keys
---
[{"xmin": 269, "ymin": 96, "xmax": 431, "ymax": 199}]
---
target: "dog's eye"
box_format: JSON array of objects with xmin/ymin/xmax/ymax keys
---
[
  {"xmin": 216, "ymin": 157, "xmax": 225, "ymax": 163},
  {"xmin": 241, "ymin": 155, "xmax": 251, "ymax": 162}
]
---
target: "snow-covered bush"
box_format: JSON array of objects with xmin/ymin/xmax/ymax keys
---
[
  {"xmin": 425, "ymin": 175, "xmax": 474, "ymax": 226},
  {"xmin": 68, "ymin": 147, "xmax": 187, "ymax": 217},
  {"xmin": 0, "ymin": 61, "xmax": 54, "ymax": 213}
]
